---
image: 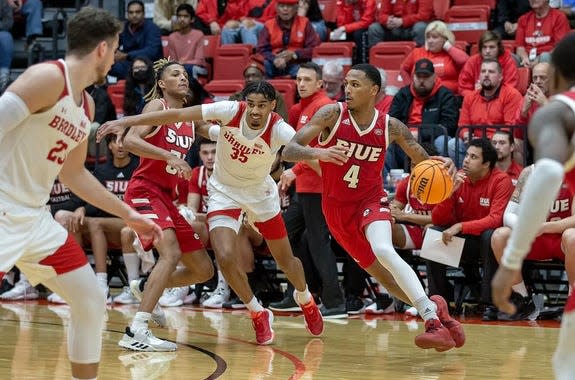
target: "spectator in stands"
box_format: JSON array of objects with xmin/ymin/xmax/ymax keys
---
[
  {"xmin": 195, "ymin": 0, "xmax": 247, "ymax": 36},
  {"xmin": 257, "ymin": 0, "xmax": 321, "ymax": 78},
  {"xmin": 168, "ymin": 4, "xmax": 208, "ymax": 80},
  {"xmin": 458, "ymin": 31, "xmax": 519, "ymax": 98},
  {"xmin": 7, "ymin": 0, "xmax": 42, "ymax": 47},
  {"xmin": 109, "ymin": 0, "xmax": 163, "ymax": 80},
  {"xmin": 0, "ymin": 0, "xmax": 13, "ymax": 93},
  {"xmin": 86, "ymin": 84, "xmax": 117, "ymax": 162},
  {"xmin": 387, "ymin": 58, "xmax": 459, "ymax": 170},
  {"xmin": 426, "ymin": 139, "xmax": 513, "ymax": 310},
  {"xmin": 517, "ymin": 62, "xmax": 550, "ymax": 124},
  {"xmin": 400, "ymin": 21, "xmax": 469, "ymax": 94},
  {"xmin": 515, "ymin": 0, "xmax": 570, "ymax": 68},
  {"xmin": 491, "ymin": 131, "xmax": 523, "ymax": 186},
  {"xmin": 489, "ymin": 164, "xmax": 575, "ymax": 320},
  {"xmin": 366, "ymin": 0, "xmax": 432, "ymax": 48},
  {"xmin": 153, "ymin": 0, "xmax": 204, "ymax": 35},
  {"xmin": 123, "ymin": 57, "xmax": 156, "ymax": 116},
  {"xmin": 298, "ymin": 0, "xmax": 327, "ymax": 42},
  {"xmin": 271, "ymin": 62, "xmax": 346, "ymax": 317},
  {"xmin": 322, "ymin": 61, "xmax": 344, "ymax": 101},
  {"xmin": 220, "ymin": 0, "xmax": 277, "ymax": 46},
  {"xmin": 454, "ymin": 59, "xmax": 523, "ymax": 165},
  {"xmin": 330, "ymin": 0, "xmax": 375, "ymax": 64},
  {"xmin": 493, "ymin": 0, "xmax": 531, "ymax": 40},
  {"xmin": 228, "ymin": 56, "xmax": 288, "ymax": 119},
  {"xmin": 375, "ymin": 67, "xmax": 393, "ymax": 114}
]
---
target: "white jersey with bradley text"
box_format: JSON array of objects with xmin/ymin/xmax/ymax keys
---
[
  {"xmin": 0, "ymin": 59, "xmax": 91, "ymax": 208},
  {"xmin": 202, "ymin": 101, "xmax": 295, "ymax": 188}
]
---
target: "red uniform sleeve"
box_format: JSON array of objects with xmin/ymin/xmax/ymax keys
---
[
  {"xmin": 402, "ymin": 0, "xmax": 434, "ymax": 28},
  {"xmin": 394, "ymin": 178, "xmax": 409, "ymax": 204},
  {"xmin": 461, "ymin": 174, "xmax": 513, "ymax": 235},
  {"xmin": 188, "ymin": 169, "xmax": 201, "ymax": 195}
]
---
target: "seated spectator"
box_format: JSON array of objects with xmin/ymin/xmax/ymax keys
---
[
  {"xmin": 153, "ymin": 0, "xmax": 203, "ymax": 35},
  {"xmin": 400, "ymin": 21, "xmax": 469, "ymax": 94},
  {"xmin": 426, "ymin": 139, "xmax": 513, "ymax": 310},
  {"xmin": 298, "ymin": 0, "xmax": 327, "ymax": 42},
  {"xmin": 490, "ymin": 164, "xmax": 575, "ymax": 320},
  {"xmin": 257, "ymin": 0, "xmax": 321, "ymax": 78},
  {"xmin": 387, "ymin": 58, "xmax": 459, "ymax": 171},
  {"xmin": 453, "ymin": 59, "xmax": 523, "ymax": 166},
  {"xmin": 322, "ymin": 61, "xmax": 344, "ymax": 101},
  {"xmin": 0, "ymin": 0, "xmax": 13, "ymax": 93},
  {"xmin": 515, "ymin": 0, "xmax": 570, "ymax": 68},
  {"xmin": 109, "ymin": 0, "xmax": 163, "ymax": 80},
  {"xmin": 220, "ymin": 0, "xmax": 277, "ymax": 47},
  {"xmin": 228, "ymin": 56, "xmax": 288, "ymax": 119},
  {"xmin": 491, "ymin": 131, "xmax": 523, "ymax": 185},
  {"xmin": 458, "ymin": 31, "xmax": 519, "ymax": 98},
  {"xmin": 331, "ymin": 0, "xmax": 375, "ymax": 64},
  {"xmin": 492, "ymin": 0, "xmax": 531, "ymax": 40},
  {"xmin": 123, "ymin": 57, "xmax": 156, "ymax": 116},
  {"xmin": 8, "ymin": 0, "xmax": 42, "ymax": 47},
  {"xmin": 367, "ymin": 0, "xmax": 432, "ymax": 48},
  {"xmin": 517, "ymin": 62, "xmax": 550, "ymax": 124},
  {"xmin": 375, "ymin": 67, "xmax": 393, "ymax": 114},
  {"xmin": 86, "ymin": 84, "xmax": 117, "ymax": 161},
  {"xmin": 195, "ymin": 0, "xmax": 247, "ymax": 36},
  {"xmin": 168, "ymin": 4, "xmax": 208, "ymax": 79}
]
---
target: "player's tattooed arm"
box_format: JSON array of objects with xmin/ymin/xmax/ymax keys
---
[
  {"xmin": 511, "ymin": 165, "xmax": 533, "ymax": 203},
  {"xmin": 282, "ymin": 103, "xmax": 342, "ymax": 162},
  {"xmin": 388, "ymin": 117, "xmax": 429, "ymax": 165}
]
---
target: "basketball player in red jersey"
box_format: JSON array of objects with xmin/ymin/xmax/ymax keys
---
[
  {"xmin": 492, "ymin": 34, "xmax": 575, "ymax": 379},
  {"xmin": 0, "ymin": 7, "xmax": 162, "ymax": 379},
  {"xmin": 283, "ymin": 63, "xmax": 464, "ymax": 352},
  {"xmin": 98, "ymin": 81, "xmax": 323, "ymax": 346},
  {"xmin": 117, "ymin": 59, "xmax": 214, "ymax": 351}
]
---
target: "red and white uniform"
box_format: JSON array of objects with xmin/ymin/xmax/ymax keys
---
[
  {"xmin": 394, "ymin": 177, "xmax": 434, "ymax": 249},
  {"xmin": 201, "ymin": 101, "xmax": 295, "ymax": 238},
  {"xmin": 125, "ymin": 98, "xmax": 203, "ymax": 253},
  {"xmin": 188, "ymin": 165, "xmax": 210, "ymax": 214},
  {"xmin": 319, "ymin": 102, "xmax": 391, "ymax": 268},
  {"xmin": 0, "ymin": 60, "xmax": 91, "ymax": 284}
]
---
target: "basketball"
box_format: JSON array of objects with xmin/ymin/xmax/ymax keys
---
[{"xmin": 409, "ymin": 159, "xmax": 453, "ymax": 204}]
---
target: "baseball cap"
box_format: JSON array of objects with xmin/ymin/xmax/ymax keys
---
[{"xmin": 414, "ymin": 58, "xmax": 435, "ymax": 76}]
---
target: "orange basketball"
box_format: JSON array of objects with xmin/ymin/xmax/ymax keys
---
[{"xmin": 409, "ymin": 159, "xmax": 453, "ymax": 205}]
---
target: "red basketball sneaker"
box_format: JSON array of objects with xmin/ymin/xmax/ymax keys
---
[
  {"xmin": 414, "ymin": 318, "xmax": 456, "ymax": 352},
  {"xmin": 251, "ymin": 309, "xmax": 275, "ymax": 345},
  {"xmin": 430, "ymin": 295, "xmax": 466, "ymax": 348},
  {"xmin": 297, "ymin": 296, "xmax": 324, "ymax": 336}
]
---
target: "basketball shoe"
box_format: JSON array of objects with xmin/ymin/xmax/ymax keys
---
[
  {"xmin": 130, "ymin": 280, "xmax": 166, "ymax": 327},
  {"xmin": 159, "ymin": 286, "xmax": 195, "ymax": 307},
  {"xmin": 118, "ymin": 326, "xmax": 177, "ymax": 352},
  {"xmin": 114, "ymin": 286, "xmax": 140, "ymax": 305},
  {"xmin": 414, "ymin": 318, "xmax": 456, "ymax": 352},
  {"xmin": 294, "ymin": 291, "xmax": 324, "ymax": 336},
  {"xmin": 430, "ymin": 295, "xmax": 465, "ymax": 348},
  {"xmin": 47, "ymin": 292, "xmax": 67, "ymax": 304},
  {"xmin": 251, "ymin": 309, "xmax": 275, "ymax": 345},
  {"xmin": 202, "ymin": 279, "xmax": 230, "ymax": 308},
  {"xmin": 0, "ymin": 278, "xmax": 39, "ymax": 300}
]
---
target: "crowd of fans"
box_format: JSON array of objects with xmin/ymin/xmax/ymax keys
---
[{"xmin": 0, "ymin": 0, "xmax": 574, "ymax": 321}]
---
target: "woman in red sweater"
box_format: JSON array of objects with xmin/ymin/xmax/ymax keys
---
[{"xmin": 400, "ymin": 21, "xmax": 468, "ymax": 94}]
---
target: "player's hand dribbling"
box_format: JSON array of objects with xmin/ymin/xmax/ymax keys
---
[
  {"xmin": 491, "ymin": 266, "xmax": 520, "ymax": 315},
  {"xmin": 96, "ymin": 120, "xmax": 129, "ymax": 145},
  {"xmin": 430, "ymin": 155, "xmax": 456, "ymax": 177},
  {"xmin": 167, "ymin": 156, "xmax": 192, "ymax": 180},
  {"xmin": 125, "ymin": 209, "xmax": 164, "ymax": 246},
  {"xmin": 316, "ymin": 146, "xmax": 349, "ymax": 165}
]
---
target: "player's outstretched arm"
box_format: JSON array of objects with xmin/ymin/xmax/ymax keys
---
[
  {"xmin": 96, "ymin": 104, "xmax": 204, "ymax": 143},
  {"xmin": 59, "ymin": 139, "xmax": 163, "ymax": 244},
  {"xmin": 282, "ymin": 103, "xmax": 348, "ymax": 165}
]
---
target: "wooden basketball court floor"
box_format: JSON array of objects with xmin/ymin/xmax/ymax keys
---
[{"xmin": 0, "ymin": 301, "xmax": 559, "ymax": 380}]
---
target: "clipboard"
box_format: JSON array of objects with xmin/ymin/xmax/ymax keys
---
[{"xmin": 420, "ymin": 228, "xmax": 465, "ymax": 267}]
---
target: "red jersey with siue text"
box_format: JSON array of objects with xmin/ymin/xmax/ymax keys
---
[
  {"xmin": 130, "ymin": 99, "xmax": 195, "ymax": 199},
  {"xmin": 318, "ymin": 102, "xmax": 389, "ymax": 204},
  {"xmin": 548, "ymin": 182, "xmax": 573, "ymax": 222}
]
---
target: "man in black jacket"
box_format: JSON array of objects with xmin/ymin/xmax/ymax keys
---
[{"xmin": 385, "ymin": 58, "xmax": 459, "ymax": 172}]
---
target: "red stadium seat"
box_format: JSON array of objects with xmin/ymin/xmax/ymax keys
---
[
  {"xmin": 204, "ymin": 80, "xmax": 245, "ymax": 101},
  {"xmin": 268, "ymin": 79, "xmax": 297, "ymax": 112},
  {"xmin": 161, "ymin": 35, "xmax": 170, "ymax": 58},
  {"xmin": 312, "ymin": 42, "xmax": 355, "ymax": 73},
  {"xmin": 445, "ymin": 6, "xmax": 490, "ymax": 44},
  {"xmin": 369, "ymin": 41, "xmax": 415, "ymax": 70},
  {"xmin": 106, "ymin": 80, "xmax": 126, "ymax": 117},
  {"xmin": 385, "ymin": 70, "xmax": 408, "ymax": 90},
  {"xmin": 213, "ymin": 44, "xmax": 253, "ymax": 80},
  {"xmin": 453, "ymin": 0, "xmax": 495, "ymax": 10},
  {"xmin": 516, "ymin": 67, "xmax": 531, "ymax": 95}
]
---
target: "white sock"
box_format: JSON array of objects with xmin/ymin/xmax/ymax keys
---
[
  {"xmin": 96, "ymin": 272, "xmax": 107, "ymax": 287},
  {"xmin": 295, "ymin": 285, "xmax": 312, "ymax": 305},
  {"xmin": 512, "ymin": 281, "xmax": 528, "ymax": 297},
  {"xmin": 131, "ymin": 312, "xmax": 151, "ymax": 331},
  {"xmin": 123, "ymin": 253, "xmax": 141, "ymax": 283},
  {"xmin": 246, "ymin": 296, "xmax": 264, "ymax": 313},
  {"xmin": 414, "ymin": 296, "xmax": 438, "ymax": 321}
]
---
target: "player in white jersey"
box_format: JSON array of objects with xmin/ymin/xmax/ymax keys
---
[
  {"xmin": 0, "ymin": 8, "xmax": 162, "ymax": 380},
  {"xmin": 98, "ymin": 81, "xmax": 323, "ymax": 345}
]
